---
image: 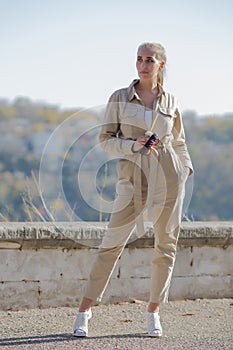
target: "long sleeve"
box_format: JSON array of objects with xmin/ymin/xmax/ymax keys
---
[
  {"xmin": 172, "ymin": 107, "xmax": 194, "ymax": 175},
  {"xmin": 99, "ymin": 91, "xmax": 135, "ymax": 155}
]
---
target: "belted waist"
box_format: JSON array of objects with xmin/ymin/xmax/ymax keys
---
[
  {"xmin": 156, "ymin": 135, "xmax": 173, "ymax": 150},
  {"xmin": 131, "ymin": 135, "xmax": 173, "ymax": 150}
]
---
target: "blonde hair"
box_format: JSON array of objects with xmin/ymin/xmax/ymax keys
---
[{"xmin": 137, "ymin": 42, "xmax": 167, "ymax": 86}]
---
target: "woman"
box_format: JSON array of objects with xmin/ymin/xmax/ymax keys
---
[{"xmin": 74, "ymin": 42, "xmax": 193, "ymax": 337}]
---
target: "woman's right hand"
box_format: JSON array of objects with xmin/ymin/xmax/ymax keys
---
[{"xmin": 132, "ymin": 135, "xmax": 149, "ymax": 153}]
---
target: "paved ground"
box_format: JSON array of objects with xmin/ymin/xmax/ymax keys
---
[{"xmin": 0, "ymin": 299, "xmax": 232, "ymax": 350}]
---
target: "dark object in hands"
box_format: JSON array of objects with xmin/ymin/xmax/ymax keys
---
[{"xmin": 140, "ymin": 132, "xmax": 160, "ymax": 155}]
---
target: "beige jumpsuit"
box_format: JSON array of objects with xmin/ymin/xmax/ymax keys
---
[{"xmin": 83, "ymin": 80, "xmax": 193, "ymax": 304}]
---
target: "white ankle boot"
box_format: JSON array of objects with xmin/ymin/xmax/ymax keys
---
[
  {"xmin": 73, "ymin": 309, "xmax": 92, "ymax": 337},
  {"xmin": 145, "ymin": 311, "xmax": 163, "ymax": 337}
]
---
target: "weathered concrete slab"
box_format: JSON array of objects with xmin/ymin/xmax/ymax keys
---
[{"xmin": 0, "ymin": 221, "xmax": 232, "ymax": 249}]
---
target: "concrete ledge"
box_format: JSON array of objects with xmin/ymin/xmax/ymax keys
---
[
  {"xmin": 0, "ymin": 221, "xmax": 232, "ymax": 249},
  {"xmin": 0, "ymin": 221, "xmax": 232, "ymax": 310}
]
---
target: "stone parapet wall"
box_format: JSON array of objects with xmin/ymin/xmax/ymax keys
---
[{"xmin": 0, "ymin": 222, "xmax": 232, "ymax": 310}]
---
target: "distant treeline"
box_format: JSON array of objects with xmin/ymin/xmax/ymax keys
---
[{"xmin": 0, "ymin": 97, "xmax": 232, "ymax": 222}]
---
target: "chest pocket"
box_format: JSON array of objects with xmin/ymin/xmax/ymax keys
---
[
  {"xmin": 158, "ymin": 106, "xmax": 177, "ymax": 119},
  {"xmin": 120, "ymin": 102, "xmax": 145, "ymax": 129},
  {"xmin": 155, "ymin": 106, "xmax": 177, "ymax": 138}
]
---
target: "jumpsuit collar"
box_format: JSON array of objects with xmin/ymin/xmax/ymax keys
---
[{"xmin": 127, "ymin": 79, "xmax": 164, "ymax": 102}]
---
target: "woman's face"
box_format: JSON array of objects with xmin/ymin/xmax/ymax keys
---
[{"xmin": 136, "ymin": 47, "xmax": 164, "ymax": 82}]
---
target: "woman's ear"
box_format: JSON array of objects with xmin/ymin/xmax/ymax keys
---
[{"xmin": 160, "ymin": 61, "xmax": 165, "ymax": 70}]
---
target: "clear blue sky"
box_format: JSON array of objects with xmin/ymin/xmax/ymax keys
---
[{"xmin": 1, "ymin": 0, "xmax": 233, "ymax": 115}]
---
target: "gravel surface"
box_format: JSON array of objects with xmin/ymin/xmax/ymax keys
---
[{"xmin": 0, "ymin": 299, "xmax": 232, "ymax": 350}]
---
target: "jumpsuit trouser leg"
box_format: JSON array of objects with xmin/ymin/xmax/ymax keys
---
[
  {"xmin": 83, "ymin": 183, "xmax": 148, "ymax": 302},
  {"xmin": 149, "ymin": 149, "xmax": 187, "ymax": 303}
]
